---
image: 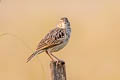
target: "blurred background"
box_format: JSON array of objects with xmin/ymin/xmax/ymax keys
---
[{"xmin": 0, "ymin": 0, "xmax": 120, "ymax": 80}]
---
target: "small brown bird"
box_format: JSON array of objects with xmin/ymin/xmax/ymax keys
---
[{"xmin": 26, "ymin": 17, "xmax": 71, "ymax": 63}]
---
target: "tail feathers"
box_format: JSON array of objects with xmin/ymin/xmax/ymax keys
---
[{"xmin": 26, "ymin": 50, "xmax": 43, "ymax": 63}]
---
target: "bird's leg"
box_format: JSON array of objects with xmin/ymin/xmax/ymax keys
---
[
  {"xmin": 45, "ymin": 51, "xmax": 54, "ymax": 61},
  {"xmin": 50, "ymin": 53, "xmax": 60, "ymax": 60},
  {"xmin": 50, "ymin": 53, "xmax": 64, "ymax": 63}
]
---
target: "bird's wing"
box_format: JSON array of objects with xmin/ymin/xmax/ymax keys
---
[{"xmin": 36, "ymin": 27, "xmax": 66, "ymax": 50}]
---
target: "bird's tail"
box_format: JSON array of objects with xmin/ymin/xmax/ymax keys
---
[{"xmin": 26, "ymin": 49, "xmax": 44, "ymax": 63}]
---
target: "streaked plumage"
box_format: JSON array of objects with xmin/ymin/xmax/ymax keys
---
[{"xmin": 27, "ymin": 17, "xmax": 71, "ymax": 63}]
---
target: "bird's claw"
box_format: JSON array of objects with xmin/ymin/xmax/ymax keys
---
[{"xmin": 56, "ymin": 60, "xmax": 65, "ymax": 65}]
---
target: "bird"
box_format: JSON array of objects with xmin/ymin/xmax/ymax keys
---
[{"xmin": 26, "ymin": 17, "xmax": 71, "ymax": 63}]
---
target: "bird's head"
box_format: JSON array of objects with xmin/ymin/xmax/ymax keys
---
[{"xmin": 57, "ymin": 17, "xmax": 70, "ymax": 28}]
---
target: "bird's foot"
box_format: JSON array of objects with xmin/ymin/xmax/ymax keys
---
[{"xmin": 56, "ymin": 59, "xmax": 65, "ymax": 65}]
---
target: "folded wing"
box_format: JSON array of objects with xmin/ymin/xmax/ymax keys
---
[{"xmin": 36, "ymin": 27, "xmax": 66, "ymax": 50}]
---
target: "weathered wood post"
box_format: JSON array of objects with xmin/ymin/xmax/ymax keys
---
[{"xmin": 50, "ymin": 61, "xmax": 67, "ymax": 80}]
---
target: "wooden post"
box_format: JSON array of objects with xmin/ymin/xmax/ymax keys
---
[{"xmin": 50, "ymin": 61, "xmax": 67, "ymax": 80}]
